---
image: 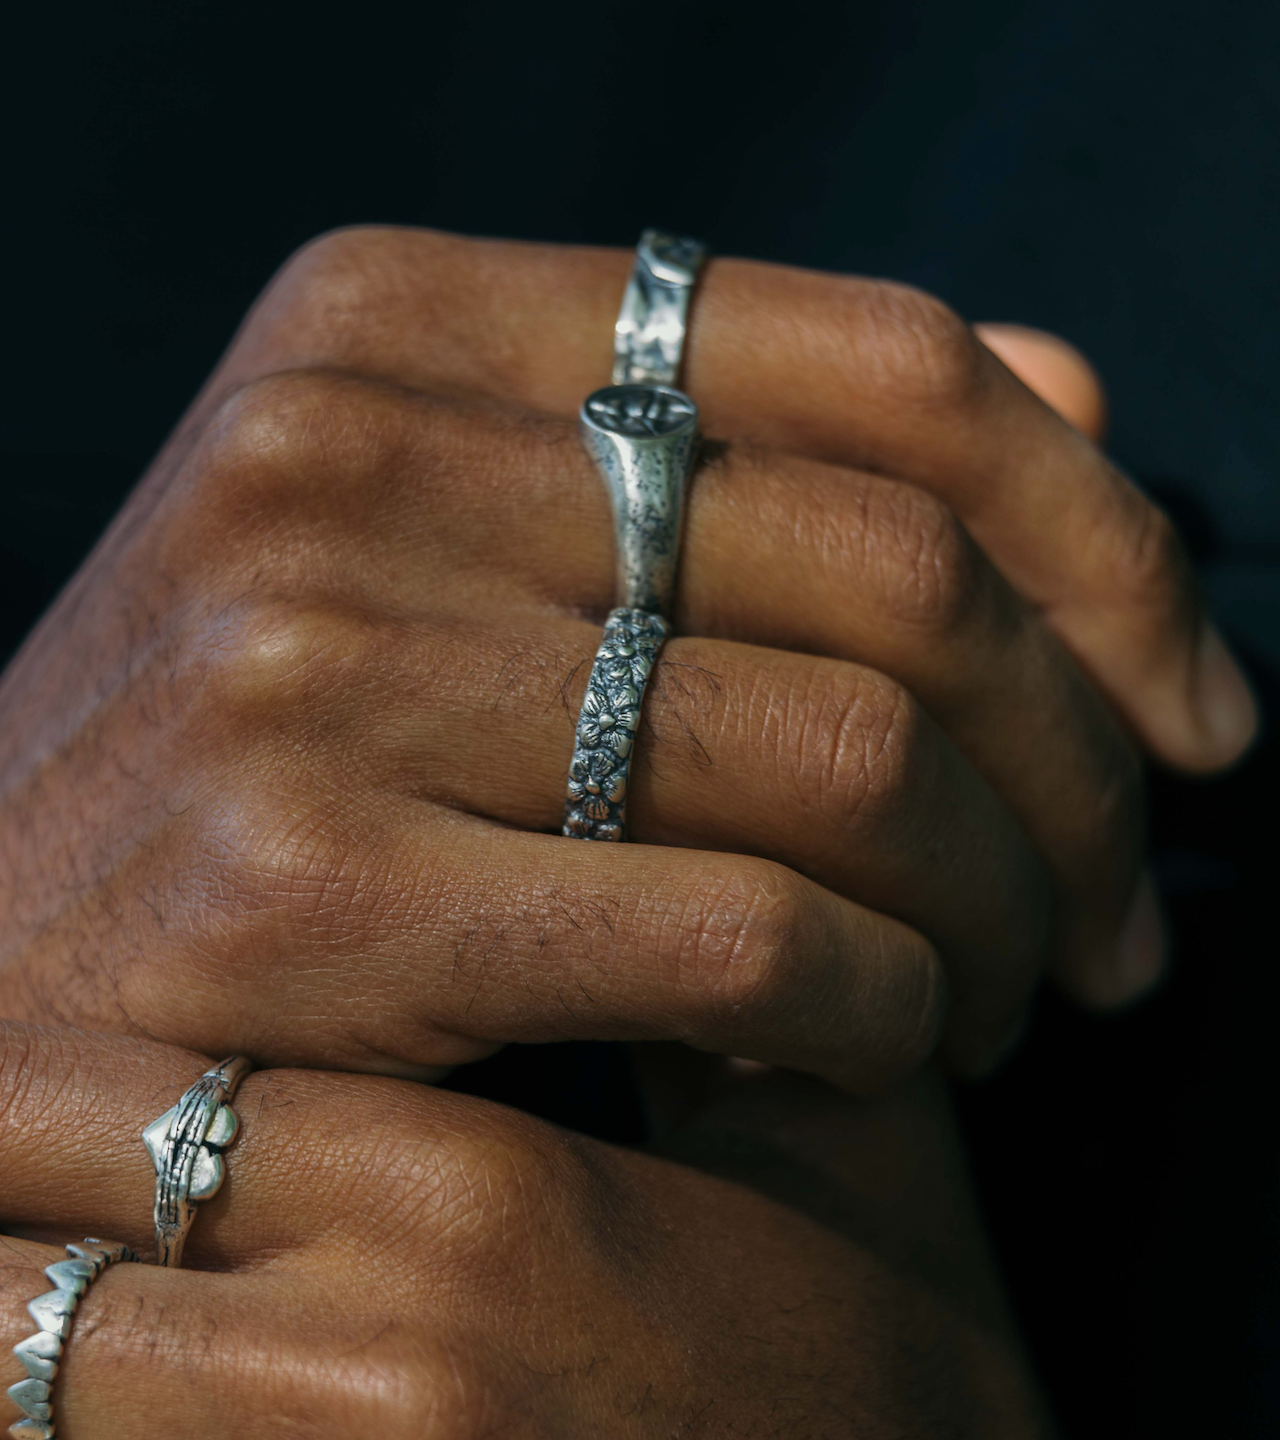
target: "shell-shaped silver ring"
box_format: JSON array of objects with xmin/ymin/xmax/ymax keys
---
[{"xmin": 142, "ymin": 1054, "xmax": 252, "ymax": 1267}]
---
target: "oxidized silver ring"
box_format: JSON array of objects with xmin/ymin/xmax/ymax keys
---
[
  {"xmin": 613, "ymin": 228, "xmax": 707, "ymax": 387},
  {"xmin": 563, "ymin": 608, "xmax": 670, "ymax": 842},
  {"xmin": 580, "ymin": 383, "xmax": 699, "ymax": 619},
  {"xmin": 8, "ymin": 1238, "xmax": 139, "ymax": 1439},
  {"xmin": 567, "ymin": 237, "xmax": 703, "ymax": 844},
  {"xmin": 142, "ymin": 1054, "xmax": 252, "ymax": 1268},
  {"xmin": 568, "ymin": 387, "xmax": 697, "ymax": 840}
]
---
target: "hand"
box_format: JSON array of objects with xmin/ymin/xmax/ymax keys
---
[
  {"xmin": 0, "ymin": 230, "xmax": 1255, "ymax": 1087},
  {"xmin": 0, "ymin": 1023, "xmax": 1054, "ymax": 1438}
]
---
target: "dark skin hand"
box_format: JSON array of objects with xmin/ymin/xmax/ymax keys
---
[
  {"xmin": 0, "ymin": 229, "xmax": 1255, "ymax": 1093},
  {"xmin": 0, "ymin": 1022, "xmax": 1055, "ymax": 1438}
]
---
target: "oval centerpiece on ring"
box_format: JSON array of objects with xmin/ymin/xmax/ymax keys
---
[
  {"xmin": 579, "ymin": 383, "xmax": 700, "ymax": 618},
  {"xmin": 584, "ymin": 383, "xmax": 697, "ymax": 440}
]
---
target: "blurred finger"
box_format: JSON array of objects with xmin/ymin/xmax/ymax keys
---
[{"xmin": 973, "ymin": 322, "xmax": 1108, "ymax": 441}]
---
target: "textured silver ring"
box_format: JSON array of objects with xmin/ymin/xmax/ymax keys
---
[
  {"xmin": 142, "ymin": 1054, "xmax": 252, "ymax": 1267},
  {"xmin": 563, "ymin": 607, "xmax": 670, "ymax": 842},
  {"xmin": 8, "ymin": 1238, "xmax": 139, "ymax": 1439},
  {"xmin": 613, "ymin": 228, "xmax": 707, "ymax": 387},
  {"xmin": 579, "ymin": 382, "xmax": 699, "ymax": 619}
]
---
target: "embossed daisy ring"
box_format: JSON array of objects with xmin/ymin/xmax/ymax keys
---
[{"xmin": 564, "ymin": 383, "xmax": 700, "ymax": 843}]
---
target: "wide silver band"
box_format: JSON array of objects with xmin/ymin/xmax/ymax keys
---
[
  {"xmin": 563, "ymin": 608, "xmax": 670, "ymax": 842},
  {"xmin": 613, "ymin": 228, "xmax": 707, "ymax": 387},
  {"xmin": 142, "ymin": 1054, "xmax": 252, "ymax": 1268},
  {"xmin": 8, "ymin": 1238, "xmax": 139, "ymax": 1439}
]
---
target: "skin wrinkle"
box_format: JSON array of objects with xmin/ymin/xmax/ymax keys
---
[
  {"xmin": 0, "ymin": 321, "xmax": 1140, "ymax": 1071},
  {"xmin": 0, "ymin": 223, "xmax": 1234, "ymax": 1431}
]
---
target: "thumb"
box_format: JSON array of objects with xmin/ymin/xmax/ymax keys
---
[{"xmin": 974, "ymin": 322, "xmax": 1108, "ymax": 442}]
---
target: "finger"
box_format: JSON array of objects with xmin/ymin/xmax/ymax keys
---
[
  {"xmin": 0, "ymin": 1039, "xmax": 500, "ymax": 1440},
  {"xmin": 972, "ymin": 323, "xmax": 1108, "ymax": 441},
  {"xmin": 0, "ymin": 1025, "xmax": 271, "ymax": 1266},
  {"xmin": 177, "ymin": 372, "xmax": 1142, "ymax": 1002},
  {"xmin": 0, "ymin": 1023, "xmax": 551, "ymax": 1272},
  {"xmin": 46, "ymin": 591, "xmax": 1043, "ymax": 1073},
  {"xmin": 224, "ymin": 227, "xmax": 1257, "ymax": 772},
  {"xmin": 388, "ymin": 618, "xmax": 1048, "ymax": 1065},
  {"xmin": 0, "ymin": 1235, "xmax": 268, "ymax": 1440},
  {"xmin": 0, "ymin": 680, "xmax": 954, "ymax": 1099}
]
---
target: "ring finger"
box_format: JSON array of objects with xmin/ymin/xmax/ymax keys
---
[
  {"xmin": 178, "ymin": 371, "xmax": 1140, "ymax": 1002},
  {"xmin": 0, "ymin": 595, "xmax": 1050, "ymax": 1080}
]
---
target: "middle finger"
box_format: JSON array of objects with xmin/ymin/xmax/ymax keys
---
[{"xmin": 181, "ymin": 370, "xmax": 1142, "ymax": 996}]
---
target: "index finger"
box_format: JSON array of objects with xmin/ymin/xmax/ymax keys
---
[{"xmin": 224, "ymin": 226, "xmax": 1257, "ymax": 773}]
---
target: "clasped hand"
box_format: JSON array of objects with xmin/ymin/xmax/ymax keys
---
[{"xmin": 0, "ymin": 228, "xmax": 1255, "ymax": 1437}]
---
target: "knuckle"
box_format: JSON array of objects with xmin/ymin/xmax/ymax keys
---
[
  {"xmin": 382, "ymin": 1114, "xmax": 570, "ymax": 1269},
  {"xmin": 175, "ymin": 369, "xmax": 478, "ymax": 578},
  {"xmin": 857, "ymin": 281, "xmax": 983, "ymax": 411},
  {"xmin": 208, "ymin": 592, "xmax": 380, "ymax": 724},
  {"xmin": 272, "ymin": 223, "xmax": 425, "ymax": 312},
  {"xmin": 185, "ymin": 369, "xmax": 385, "ymax": 526},
  {"xmin": 837, "ymin": 929, "xmax": 948, "ymax": 1093},
  {"xmin": 281, "ymin": 222, "xmax": 405, "ymax": 276},
  {"xmin": 861, "ymin": 481, "xmax": 986, "ymax": 634},
  {"xmin": 1102, "ymin": 495, "xmax": 1190, "ymax": 614},
  {"xmin": 204, "ymin": 369, "xmax": 340, "ymax": 473},
  {"xmin": 0, "ymin": 1021, "xmax": 41, "ymax": 1138},
  {"xmin": 175, "ymin": 371, "xmax": 346, "ymax": 555},
  {"xmin": 790, "ymin": 667, "xmax": 920, "ymax": 834},
  {"xmin": 676, "ymin": 860, "xmax": 814, "ymax": 1030},
  {"xmin": 266, "ymin": 223, "xmax": 464, "ymax": 338},
  {"xmin": 0, "ymin": 1024, "xmax": 119, "ymax": 1143},
  {"xmin": 216, "ymin": 795, "xmax": 366, "ymax": 934},
  {"xmin": 302, "ymin": 1335, "xmax": 480, "ymax": 1440}
]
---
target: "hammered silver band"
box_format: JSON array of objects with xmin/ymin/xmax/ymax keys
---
[
  {"xmin": 7, "ymin": 1238, "xmax": 139, "ymax": 1439},
  {"xmin": 613, "ymin": 228, "xmax": 706, "ymax": 387},
  {"xmin": 563, "ymin": 608, "xmax": 670, "ymax": 842},
  {"xmin": 143, "ymin": 1054, "xmax": 252, "ymax": 1268}
]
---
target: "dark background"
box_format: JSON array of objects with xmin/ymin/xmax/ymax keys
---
[{"xmin": 2, "ymin": 1, "xmax": 1277, "ymax": 1433}]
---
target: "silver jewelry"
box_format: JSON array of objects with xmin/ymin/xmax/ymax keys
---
[
  {"xmin": 565, "ymin": 233, "xmax": 704, "ymax": 844},
  {"xmin": 568, "ymin": 387, "xmax": 697, "ymax": 840},
  {"xmin": 580, "ymin": 383, "xmax": 699, "ymax": 619},
  {"xmin": 142, "ymin": 1054, "xmax": 252, "ymax": 1268},
  {"xmin": 563, "ymin": 608, "xmax": 670, "ymax": 842},
  {"xmin": 613, "ymin": 228, "xmax": 707, "ymax": 387},
  {"xmin": 8, "ymin": 1238, "xmax": 139, "ymax": 1439}
]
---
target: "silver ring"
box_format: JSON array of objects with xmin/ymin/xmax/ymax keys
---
[
  {"xmin": 563, "ymin": 608, "xmax": 670, "ymax": 842},
  {"xmin": 613, "ymin": 228, "xmax": 707, "ymax": 387},
  {"xmin": 569, "ymin": 386, "xmax": 697, "ymax": 839},
  {"xmin": 142, "ymin": 1054, "xmax": 252, "ymax": 1268},
  {"xmin": 579, "ymin": 383, "xmax": 699, "ymax": 619},
  {"xmin": 8, "ymin": 1238, "xmax": 139, "ymax": 1439},
  {"xmin": 567, "ymin": 233, "xmax": 704, "ymax": 844}
]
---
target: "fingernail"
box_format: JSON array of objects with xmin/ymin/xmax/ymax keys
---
[
  {"xmin": 1195, "ymin": 622, "xmax": 1259, "ymax": 763},
  {"xmin": 1112, "ymin": 872, "xmax": 1166, "ymax": 1003}
]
